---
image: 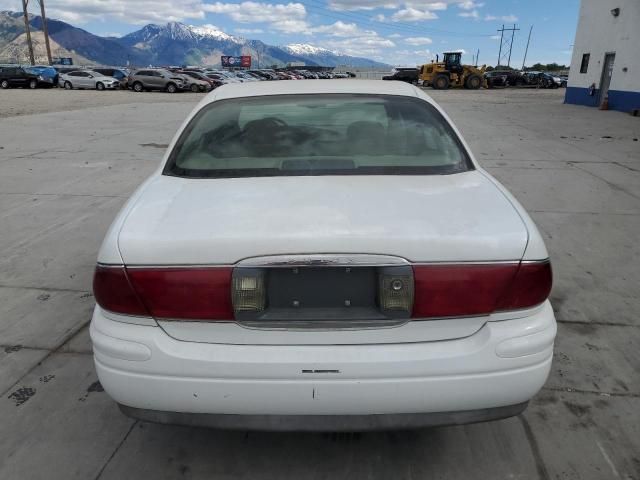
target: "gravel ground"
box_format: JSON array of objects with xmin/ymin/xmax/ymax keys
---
[
  {"xmin": 0, "ymin": 83, "xmax": 568, "ymax": 118},
  {"xmin": 0, "ymin": 88, "xmax": 206, "ymax": 117}
]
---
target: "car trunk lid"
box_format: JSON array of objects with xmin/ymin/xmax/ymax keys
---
[{"xmin": 117, "ymin": 171, "xmax": 529, "ymax": 345}]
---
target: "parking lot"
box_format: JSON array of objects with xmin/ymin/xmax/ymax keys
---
[{"xmin": 0, "ymin": 86, "xmax": 638, "ymax": 479}]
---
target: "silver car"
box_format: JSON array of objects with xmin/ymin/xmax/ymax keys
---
[{"xmin": 60, "ymin": 70, "xmax": 120, "ymax": 90}]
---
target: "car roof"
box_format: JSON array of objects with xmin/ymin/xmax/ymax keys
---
[{"xmin": 209, "ymin": 79, "xmax": 419, "ymax": 103}]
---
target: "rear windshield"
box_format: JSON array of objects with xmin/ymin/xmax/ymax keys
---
[{"xmin": 164, "ymin": 94, "xmax": 472, "ymax": 178}]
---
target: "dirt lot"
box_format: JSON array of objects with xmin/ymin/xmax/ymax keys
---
[
  {"xmin": 0, "ymin": 86, "xmax": 639, "ymax": 480},
  {"xmin": 0, "ymin": 88, "xmax": 201, "ymax": 117}
]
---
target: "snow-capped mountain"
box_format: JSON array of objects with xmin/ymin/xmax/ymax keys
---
[
  {"xmin": 285, "ymin": 43, "xmax": 333, "ymax": 56},
  {"xmin": 284, "ymin": 43, "xmax": 390, "ymax": 69},
  {"xmin": 0, "ymin": 11, "xmax": 391, "ymax": 68},
  {"xmin": 121, "ymin": 22, "xmax": 240, "ymax": 47},
  {"xmin": 189, "ymin": 24, "xmax": 237, "ymax": 42}
]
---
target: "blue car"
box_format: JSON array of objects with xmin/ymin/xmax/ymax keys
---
[{"xmin": 25, "ymin": 65, "xmax": 59, "ymax": 87}]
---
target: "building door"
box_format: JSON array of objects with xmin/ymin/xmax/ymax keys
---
[{"xmin": 598, "ymin": 53, "xmax": 615, "ymax": 107}]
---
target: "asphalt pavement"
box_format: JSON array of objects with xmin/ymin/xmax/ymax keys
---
[{"xmin": 0, "ymin": 87, "xmax": 638, "ymax": 479}]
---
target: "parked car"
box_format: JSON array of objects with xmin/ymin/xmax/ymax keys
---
[
  {"xmin": 174, "ymin": 72, "xmax": 211, "ymax": 92},
  {"xmin": 233, "ymin": 71, "xmax": 260, "ymax": 82},
  {"xmin": 382, "ymin": 68, "xmax": 419, "ymax": 84},
  {"xmin": 128, "ymin": 69, "xmax": 189, "ymax": 93},
  {"xmin": 523, "ymin": 71, "xmax": 561, "ymax": 89},
  {"xmin": 484, "ymin": 71, "xmax": 508, "ymax": 87},
  {"xmin": 205, "ymin": 70, "xmax": 243, "ymax": 83},
  {"xmin": 204, "ymin": 72, "xmax": 234, "ymax": 85},
  {"xmin": 486, "ymin": 70, "xmax": 527, "ymax": 87},
  {"xmin": 92, "ymin": 80, "xmax": 556, "ymax": 431},
  {"xmin": 60, "ymin": 70, "xmax": 120, "ymax": 90},
  {"xmin": 24, "ymin": 65, "xmax": 59, "ymax": 87},
  {"xmin": 93, "ymin": 67, "xmax": 129, "ymax": 88},
  {"xmin": 0, "ymin": 65, "xmax": 46, "ymax": 89},
  {"xmin": 180, "ymin": 70, "xmax": 221, "ymax": 90}
]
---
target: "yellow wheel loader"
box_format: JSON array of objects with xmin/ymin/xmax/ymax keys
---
[{"xmin": 419, "ymin": 52, "xmax": 487, "ymax": 90}]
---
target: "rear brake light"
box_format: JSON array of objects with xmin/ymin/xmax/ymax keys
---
[
  {"xmin": 412, "ymin": 260, "xmax": 551, "ymax": 318},
  {"xmin": 127, "ymin": 268, "xmax": 233, "ymax": 320},
  {"xmin": 93, "ymin": 265, "xmax": 149, "ymax": 316},
  {"xmin": 93, "ymin": 265, "xmax": 233, "ymax": 320},
  {"xmin": 496, "ymin": 261, "xmax": 552, "ymax": 311}
]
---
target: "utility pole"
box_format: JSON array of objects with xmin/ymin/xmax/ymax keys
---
[
  {"xmin": 507, "ymin": 24, "xmax": 517, "ymax": 67},
  {"xmin": 496, "ymin": 24, "xmax": 519, "ymax": 68},
  {"xmin": 37, "ymin": 0, "xmax": 53, "ymax": 65},
  {"xmin": 521, "ymin": 25, "xmax": 533, "ymax": 71},
  {"xmin": 21, "ymin": 0, "xmax": 35, "ymax": 65},
  {"xmin": 497, "ymin": 24, "xmax": 504, "ymax": 67},
  {"xmin": 476, "ymin": 48, "xmax": 480, "ymax": 67}
]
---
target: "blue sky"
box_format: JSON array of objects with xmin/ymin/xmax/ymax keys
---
[{"xmin": 7, "ymin": 0, "xmax": 580, "ymax": 65}]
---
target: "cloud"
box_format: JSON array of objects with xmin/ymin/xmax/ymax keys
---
[
  {"xmin": 203, "ymin": 1, "xmax": 311, "ymax": 33},
  {"xmin": 328, "ymin": 0, "xmax": 398, "ymax": 11},
  {"xmin": 320, "ymin": 33, "xmax": 396, "ymax": 57},
  {"xmin": 485, "ymin": 14, "xmax": 518, "ymax": 22},
  {"xmin": 203, "ymin": 1, "xmax": 305, "ymax": 22},
  {"xmin": 388, "ymin": 33, "xmax": 403, "ymax": 38},
  {"xmin": 235, "ymin": 28, "xmax": 264, "ymax": 34},
  {"xmin": 458, "ymin": 10, "xmax": 479, "ymax": 19},
  {"xmin": 328, "ymin": 0, "xmax": 459, "ymax": 11},
  {"xmin": 9, "ymin": 0, "xmax": 206, "ymax": 25},
  {"xmin": 314, "ymin": 20, "xmax": 378, "ymax": 37},
  {"xmin": 391, "ymin": 7, "xmax": 438, "ymax": 22},
  {"xmin": 404, "ymin": 36, "xmax": 433, "ymax": 45},
  {"xmin": 457, "ymin": 1, "xmax": 483, "ymax": 10}
]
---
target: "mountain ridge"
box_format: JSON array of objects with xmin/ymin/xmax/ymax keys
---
[{"xmin": 0, "ymin": 11, "xmax": 390, "ymax": 68}]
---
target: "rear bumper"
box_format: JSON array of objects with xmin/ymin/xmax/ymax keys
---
[
  {"xmin": 91, "ymin": 301, "xmax": 555, "ymax": 428},
  {"xmin": 119, "ymin": 402, "xmax": 528, "ymax": 432}
]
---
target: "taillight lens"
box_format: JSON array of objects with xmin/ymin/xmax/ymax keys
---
[
  {"xmin": 412, "ymin": 260, "xmax": 551, "ymax": 318},
  {"xmin": 93, "ymin": 265, "xmax": 233, "ymax": 320},
  {"xmin": 93, "ymin": 265, "xmax": 149, "ymax": 316},
  {"xmin": 496, "ymin": 261, "xmax": 553, "ymax": 311},
  {"xmin": 127, "ymin": 268, "xmax": 233, "ymax": 320}
]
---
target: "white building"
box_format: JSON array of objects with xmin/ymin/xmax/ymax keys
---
[{"xmin": 566, "ymin": 0, "xmax": 640, "ymax": 113}]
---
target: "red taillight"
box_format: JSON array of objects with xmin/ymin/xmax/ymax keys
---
[
  {"xmin": 126, "ymin": 268, "xmax": 233, "ymax": 320},
  {"xmin": 496, "ymin": 261, "xmax": 553, "ymax": 311},
  {"xmin": 93, "ymin": 265, "xmax": 149, "ymax": 316},
  {"xmin": 412, "ymin": 261, "xmax": 552, "ymax": 318},
  {"xmin": 93, "ymin": 265, "xmax": 234, "ymax": 320}
]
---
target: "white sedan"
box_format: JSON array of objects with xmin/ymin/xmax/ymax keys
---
[
  {"xmin": 60, "ymin": 70, "xmax": 120, "ymax": 90},
  {"xmin": 91, "ymin": 80, "xmax": 556, "ymax": 431}
]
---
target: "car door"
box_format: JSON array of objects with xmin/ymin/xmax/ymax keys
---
[
  {"xmin": 86, "ymin": 72, "xmax": 98, "ymax": 89},
  {"xmin": 80, "ymin": 72, "xmax": 93, "ymax": 88},
  {"xmin": 141, "ymin": 71, "xmax": 157, "ymax": 88},
  {"xmin": 13, "ymin": 68, "xmax": 28, "ymax": 87},
  {"xmin": 154, "ymin": 71, "xmax": 167, "ymax": 89}
]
